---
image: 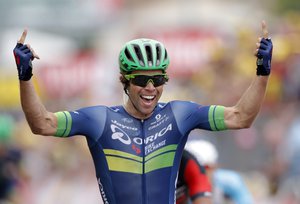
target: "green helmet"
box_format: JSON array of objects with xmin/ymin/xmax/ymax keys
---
[{"xmin": 119, "ymin": 38, "xmax": 170, "ymax": 73}]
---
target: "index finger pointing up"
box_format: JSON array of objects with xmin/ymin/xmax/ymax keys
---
[
  {"xmin": 18, "ymin": 29, "xmax": 28, "ymax": 44},
  {"xmin": 261, "ymin": 20, "xmax": 269, "ymax": 39}
]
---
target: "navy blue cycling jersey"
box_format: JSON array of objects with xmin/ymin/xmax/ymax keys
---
[{"xmin": 54, "ymin": 100, "xmax": 226, "ymax": 204}]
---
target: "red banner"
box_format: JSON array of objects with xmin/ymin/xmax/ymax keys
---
[{"xmin": 38, "ymin": 52, "xmax": 96, "ymax": 99}]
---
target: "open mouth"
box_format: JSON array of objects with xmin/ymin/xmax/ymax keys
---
[{"xmin": 141, "ymin": 95, "xmax": 155, "ymax": 103}]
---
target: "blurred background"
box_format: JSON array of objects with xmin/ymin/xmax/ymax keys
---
[{"xmin": 0, "ymin": 0, "xmax": 300, "ymax": 203}]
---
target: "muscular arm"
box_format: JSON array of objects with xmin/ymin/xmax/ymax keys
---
[
  {"xmin": 224, "ymin": 21, "xmax": 272, "ymax": 129},
  {"xmin": 20, "ymin": 80, "xmax": 57, "ymax": 136},
  {"xmin": 14, "ymin": 30, "xmax": 57, "ymax": 136},
  {"xmin": 224, "ymin": 76, "xmax": 268, "ymax": 129}
]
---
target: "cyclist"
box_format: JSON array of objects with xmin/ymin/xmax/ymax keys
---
[
  {"xmin": 184, "ymin": 140, "xmax": 254, "ymax": 204},
  {"xmin": 176, "ymin": 149, "xmax": 212, "ymax": 204},
  {"xmin": 13, "ymin": 21, "xmax": 272, "ymax": 204}
]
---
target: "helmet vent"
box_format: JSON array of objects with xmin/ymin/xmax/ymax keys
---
[
  {"xmin": 145, "ymin": 45, "xmax": 153, "ymax": 67},
  {"xmin": 133, "ymin": 45, "xmax": 145, "ymax": 66},
  {"xmin": 164, "ymin": 49, "xmax": 168, "ymax": 60},
  {"xmin": 156, "ymin": 44, "xmax": 161, "ymax": 66},
  {"xmin": 124, "ymin": 48, "xmax": 134, "ymax": 62}
]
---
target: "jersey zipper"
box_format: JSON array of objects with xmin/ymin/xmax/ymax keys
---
[{"xmin": 141, "ymin": 119, "xmax": 147, "ymax": 204}]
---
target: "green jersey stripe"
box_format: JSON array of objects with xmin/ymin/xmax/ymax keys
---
[
  {"xmin": 208, "ymin": 105, "xmax": 227, "ymax": 131},
  {"xmin": 54, "ymin": 111, "xmax": 72, "ymax": 137},
  {"xmin": 105, "ymin": 151, "xmax": 176, "ymax": 174},
  {"xmin": 104, "ymin": 149, "xmax": 143, "ymax": 162},
  {"xmin": 145, "ymin": 144, "xmax": 177, "ymax": 161},
  {"xmin": 104, "ymin": 146, "xmax": 177, "ymax": 174},
  {"xmin": 145, "ymin": 151, "xmax": 176, "ymax": 173},
  {"xmin": 106, "ymin": 155, "xmax": 142, "ymax": 174}
]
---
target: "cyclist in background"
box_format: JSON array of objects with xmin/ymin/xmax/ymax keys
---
[
  {"xmin": 184, "ymin": 140, "xmax": 254, "ymax": 204},
  {"xmin": 176, "ymin": 149, "xmax": 212, "ymax": 204},
  {"xmin": 12, "ymin": 21, "xmax": 272, "ymax": 204}
]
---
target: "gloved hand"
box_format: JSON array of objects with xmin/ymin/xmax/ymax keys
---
[
  {"xmin": 13, "ymin": 30, "xmax": 39, "ymax": 81},
  {"xmin": 256, "ymin": 38, "xmax": 273, "ymax": 76},
  {"xmin": 13, "ymin": 43, "xmax": 34, "ymax": 81}
]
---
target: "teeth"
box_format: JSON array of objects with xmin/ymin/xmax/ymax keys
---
[{"xmin": 142, "ymin": 95, "xmax": 155, "ymax": 100}]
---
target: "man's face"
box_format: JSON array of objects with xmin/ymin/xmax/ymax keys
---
[{"xmin": 126, "ymin": 70, "xmax": 166, "ymax": 119}]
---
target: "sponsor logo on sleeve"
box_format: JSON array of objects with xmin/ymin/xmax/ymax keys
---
[{"xmin": 98, "ymin": 178, "xmax": 109, "ymax": 204}]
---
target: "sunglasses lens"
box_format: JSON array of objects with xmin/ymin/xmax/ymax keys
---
[
  {"xmin": 152, "ymin": 75, "xmax": 167, "ymax": 87},
  {"xmin": 131, "ymin": 75, "xmax": 148, "ymax": 87},
  {"xmin": 130, "ymin": 75, "xmax": 167, "ymax": 87}
]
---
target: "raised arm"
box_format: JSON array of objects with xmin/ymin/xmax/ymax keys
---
[
  {"xmin": 13, "ymin": 29, "xmax": 57, "ymax": 136},
  {"xmin": 224, "ymin": 21, "xmax": 273, "ymax": 129}
]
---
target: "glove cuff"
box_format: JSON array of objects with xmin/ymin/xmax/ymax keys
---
[
  {"xmin": 256, "ymin": 65, "xmax": 270, "ymax": 76},
  {"xmin": 18, "ymin": 60, "xmax": 33, "ymax": 81},
  {"xmin": 19, "ymin": 72, "xmax": 33, "ymax": 81}
]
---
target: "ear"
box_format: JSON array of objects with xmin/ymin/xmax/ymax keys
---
[{"xmin": 124, "ymin": 85, "xmax": 129, "ymax": 95}]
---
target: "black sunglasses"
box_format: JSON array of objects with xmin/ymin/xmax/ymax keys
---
[{"xmin": 125, "ymin": 74, "xmax": 169, "ymax": 87}]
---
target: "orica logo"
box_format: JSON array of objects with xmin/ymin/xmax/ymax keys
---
[{"xmin": 110, "ymin": 123, "xmax": 172, "ymax": 145}]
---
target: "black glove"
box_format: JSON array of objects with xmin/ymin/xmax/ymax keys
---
[
  {"xmin": 256, "ymin": 38, "xmax": 273, "ymax": 76},
  {"xmin": 13, "ymin": 43, "xmax": 33, "ymax": 81}
]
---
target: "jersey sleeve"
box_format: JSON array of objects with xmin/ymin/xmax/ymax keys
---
[
  {"xmin": 171, "ymin": 101, "xmax": 227, "ymax": 134},
  {"xmin": 54, "ymin": 106, "xmax": 107, "ymax": 140}
]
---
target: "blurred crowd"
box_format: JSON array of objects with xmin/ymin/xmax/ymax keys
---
[{"xmin": 1, "ymin": 0, "xmax": 300, "ymax": 203}]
